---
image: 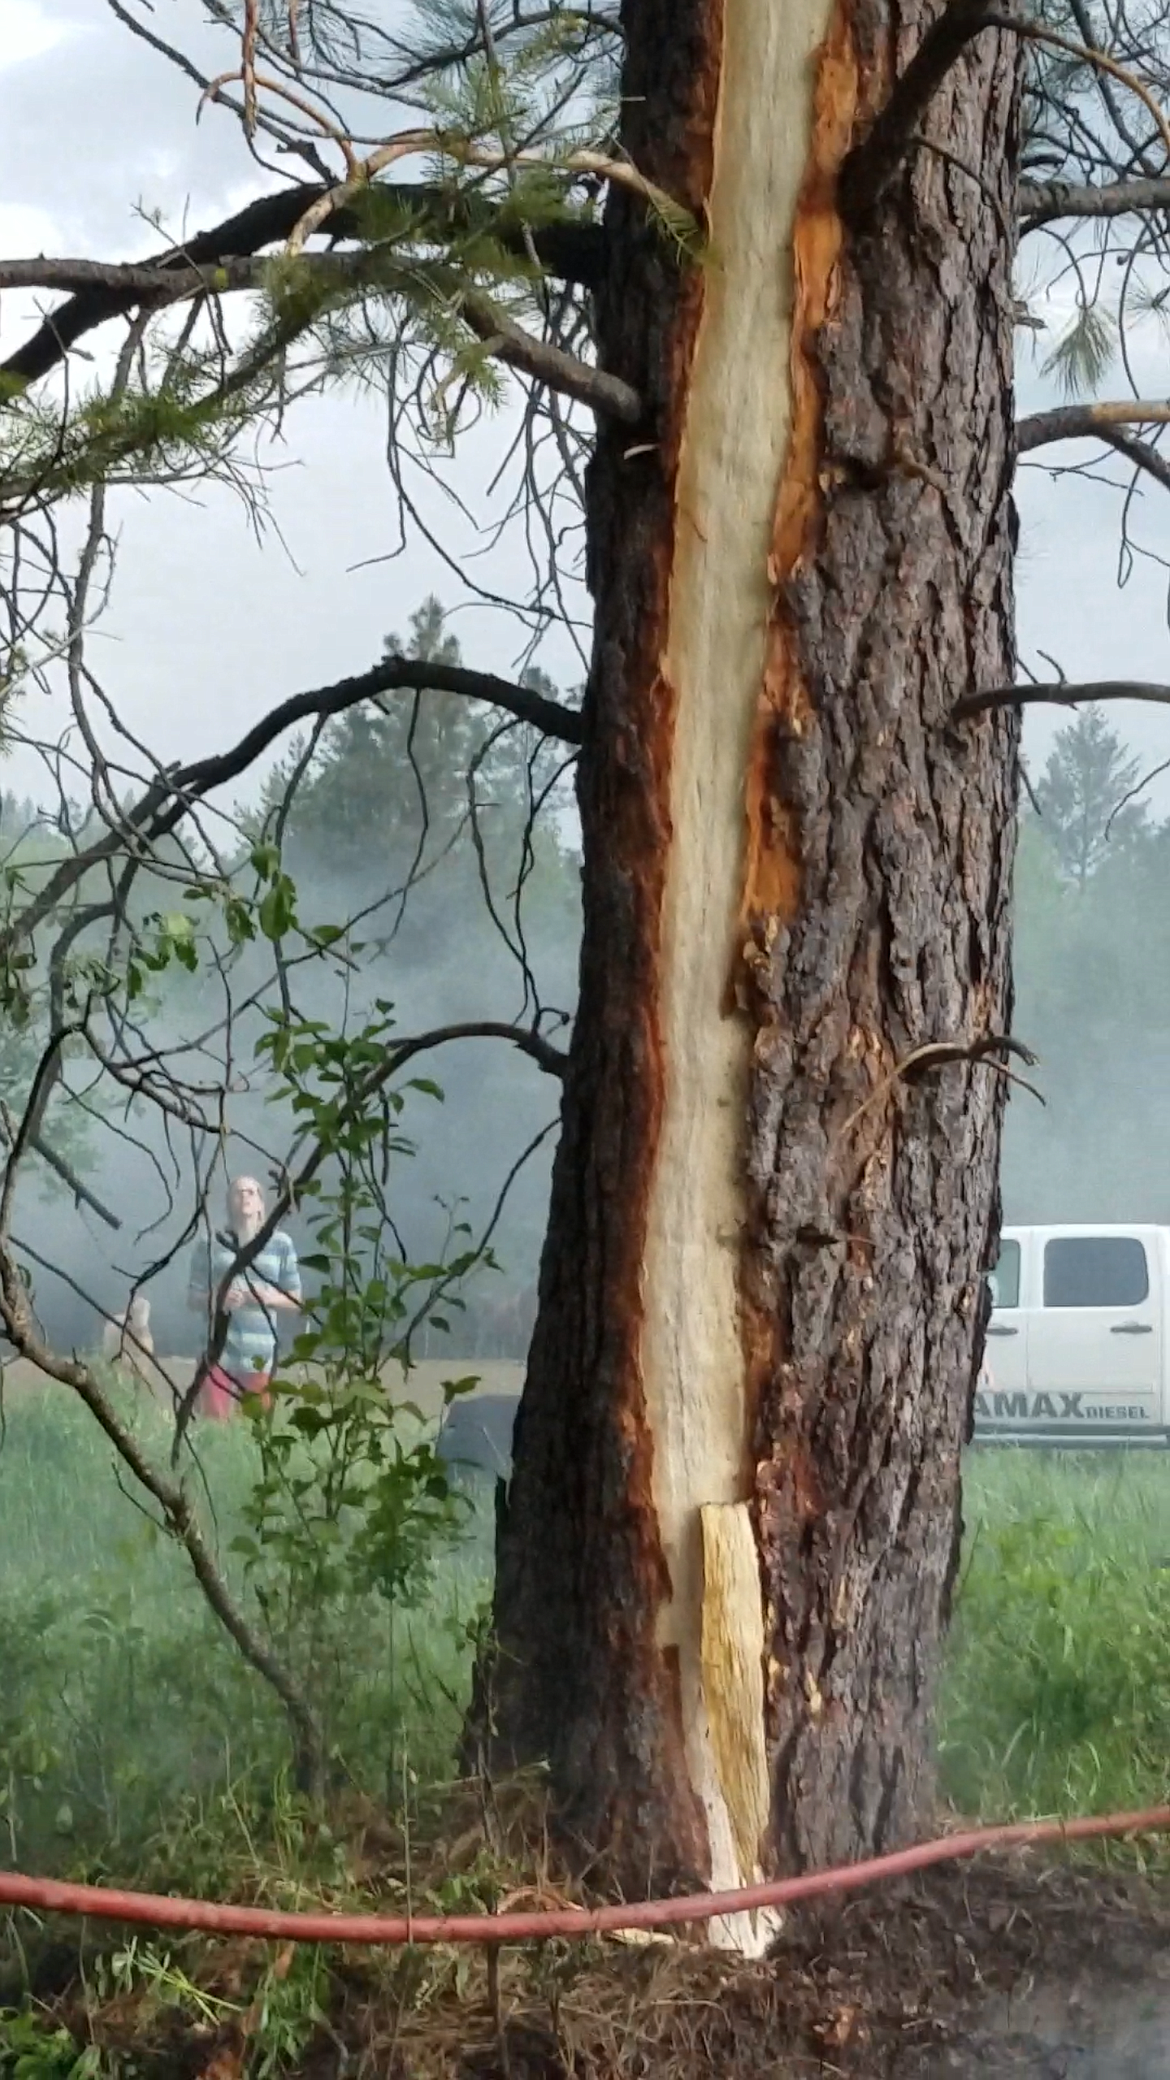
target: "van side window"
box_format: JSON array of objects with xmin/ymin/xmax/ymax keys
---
[
  {"xmin": 1042, "ymin": 1236, "xmax": 1149, "ymax": 1308},
  {"xmin": 987, "ymin": 1240, "xmax": 1020, "ymax": 1309}
]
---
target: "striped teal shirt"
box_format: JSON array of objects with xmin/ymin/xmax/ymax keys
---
[{"xmin": 188, "ymin": 1227, "xmax": 301, "ymax": 1377}]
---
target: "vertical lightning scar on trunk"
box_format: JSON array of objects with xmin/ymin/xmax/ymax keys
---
[{"xmin": 640, "ymin": 0, "xmax": 851, "ymax": 1947}]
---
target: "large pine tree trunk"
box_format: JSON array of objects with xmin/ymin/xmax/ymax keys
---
[{"xmin": 486, "ymin": 0, "xmax": 1020, "ymax": 1932}]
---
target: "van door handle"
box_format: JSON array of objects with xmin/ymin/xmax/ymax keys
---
[
  {"xmin": 1111, "ymin": 1322, "xmax": 1153, "ymax": 1334},
  {"xmin": 986, "ymin": 1324, "xmax": 1018, "ymax": 1336}
]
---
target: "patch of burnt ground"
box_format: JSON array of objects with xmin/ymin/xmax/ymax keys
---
[{"xmin": 29, "ymin": 1852, "xmax": 1170, "ymax": 2078}]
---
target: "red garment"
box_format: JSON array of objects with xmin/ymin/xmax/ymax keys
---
[{"xmin": 201, "ymin": 1364, "xmax": 272, "ymax": 1420}]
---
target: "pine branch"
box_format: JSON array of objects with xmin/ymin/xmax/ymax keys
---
[
  {"xmin": 0, "ymin": 252, "xmax": 640, "ymax": 424},
  {"xmin": 838, "ymin": 0, "xmax": 1003, "ymax": 222},
  {"xmin": 1, "ymin": 182, "xmax": 606, "ymax": 390},
  {"xmin": 1019, "ymin": 174, "xmax": 1170, "ymax": 228},
  {"xmin": 455, "ymin": 282, "xmax": 640, "ymax": 422},
  {"xmin": 1017, "ymin": 403, "xmax": 1170, "ymax": 495}
]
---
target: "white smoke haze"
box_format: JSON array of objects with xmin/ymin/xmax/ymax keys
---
[{"xmin": 3, "ymin": 820, "xmax": 577, "ymax": 1359}]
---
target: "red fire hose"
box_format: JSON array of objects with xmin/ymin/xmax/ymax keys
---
[{"xmin": 1, "ymin": 1804, "xmax": 1167, "ymax": 1946}]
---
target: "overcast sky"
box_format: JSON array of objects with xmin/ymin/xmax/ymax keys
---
[{"xmin": 3, "ymin": 0, "xmax": 1170, "ymax": 815}]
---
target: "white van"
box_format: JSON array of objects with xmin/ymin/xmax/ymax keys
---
[{"xmin": 975, "ymin": 1224, "xmax": 1170, "ymax": 1447}]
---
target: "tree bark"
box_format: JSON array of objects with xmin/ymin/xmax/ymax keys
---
[{"xmin": 484, "ymin": 0, "xmax": 1021, "ymax": 1941}]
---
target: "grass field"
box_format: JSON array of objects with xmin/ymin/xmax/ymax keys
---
[
  {"xmin": 0, "ymin": 1367, "xmax": 502, "ymax": 1882},
  {"xmin": 3, "ymin": 1374, "xmax": 1170, "ymax": 1887},
  {"xmin": 940, "ymin": 1445, "xmax": 1170, "ymax": 1823}
]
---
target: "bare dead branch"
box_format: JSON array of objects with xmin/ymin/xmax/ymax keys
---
[
  {"xmin": 1082, "ymin": 424, "xmax": 1170, "ymax": 498},
  {"xmin": 1018, "ymin": 407, "xmax": 1170, "ymax": 502},
  {"xmin": 383, "ymin": 1020, "xmax": 568, "ymax": 1080},
  {"xmin": 183, "ymin": 650, "xmax": 584, "ymax": 788},
  {"xmin": 0, "ymin": 650, "xmax": 582, "ymax": 963},
  {"xmin": 0, "ymin": 1102, "xmax": 122, "ymax": 1230},
  {"xmin": 841, "ymin": 1034, "xmax": 1044, "ymax": 1141},
  {"xmin": 955, "ymin": 679, "xmax": 1170, "ymax": 719}
]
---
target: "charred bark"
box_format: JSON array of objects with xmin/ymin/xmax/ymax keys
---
[{"xmin": 484, "ymin": 0, "xmax": 1021, "ymax": 1913}]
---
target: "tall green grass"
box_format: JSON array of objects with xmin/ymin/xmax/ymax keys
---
[
  {"xmin": 940, "ymin": 1446, "xmax": 1170, "ymax": 1821},
  {"xmin": 0, "ymin": 1380, "xmax": 493, "ymax": 1879},
  {"xmin": 6, "ymin": 1384, "xmax": 1170, "ymax": 1888}
]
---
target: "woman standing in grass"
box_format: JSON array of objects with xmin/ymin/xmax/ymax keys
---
[{"xmin": 187, "ymin": 1175, "xmax": 301, "ymax": 1419}]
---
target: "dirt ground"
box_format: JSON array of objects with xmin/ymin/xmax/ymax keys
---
[
  {"xmin": 786, "ymin": 1858, "xmax": 1170, "ymax": 2078},
  {"xmin": 402, "ymin": 1856, "xmax": 1170, "ymax": 2078},
  {"xmin": 15, "ymin": 1852, "xmax": 1170, "ymax": 2078}
]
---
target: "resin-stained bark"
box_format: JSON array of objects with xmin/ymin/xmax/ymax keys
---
[{"xmin": 486, "ymin": 0, "xmax": 1020, "ymax": 1921}]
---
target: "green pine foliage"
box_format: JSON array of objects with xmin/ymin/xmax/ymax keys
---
[{"xmin": 0, "ymin": 14, "xmax": 696, "ymax": 511}]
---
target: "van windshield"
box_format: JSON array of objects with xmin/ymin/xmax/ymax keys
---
[{"xmin": 988, "ymin": 1239, "xmax": 1020, "ymax": 1310}]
